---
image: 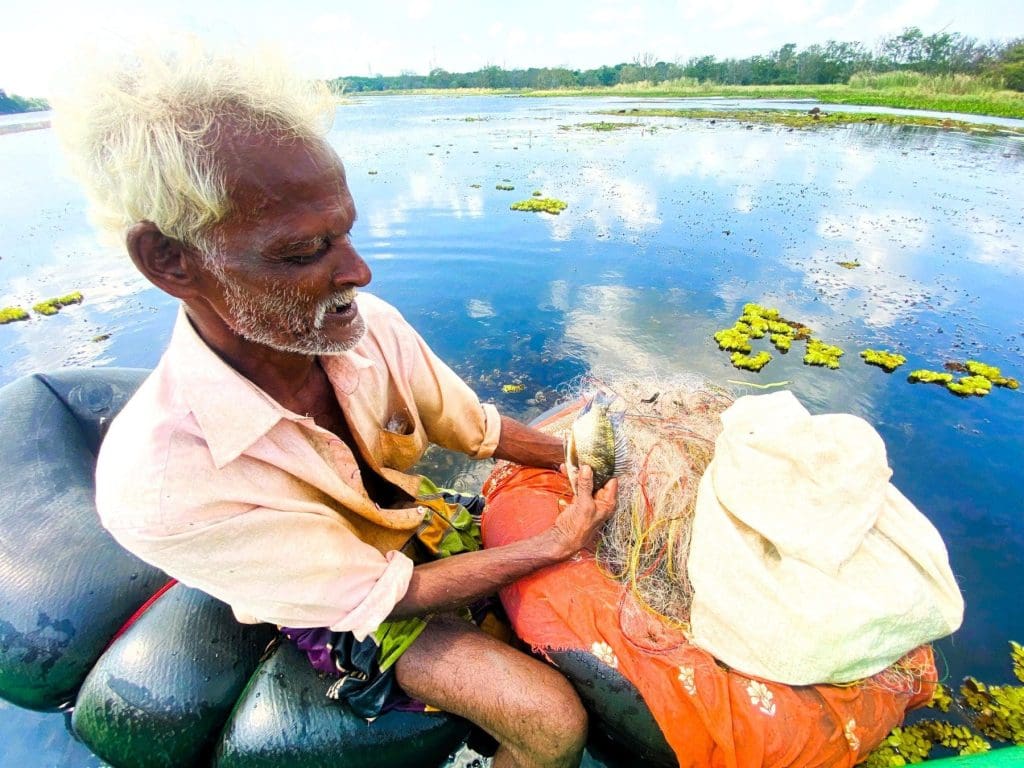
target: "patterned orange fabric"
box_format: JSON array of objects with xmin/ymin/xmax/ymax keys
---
[{"xmin": 482, "ymin": 464, "xmax": 937, "ymax": 768}]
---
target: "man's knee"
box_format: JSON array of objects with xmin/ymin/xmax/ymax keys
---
[{"xmin": 520, "ymin": 664, "xmax": 589, "ymax": 763}]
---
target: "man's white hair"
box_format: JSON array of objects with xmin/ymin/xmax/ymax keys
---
[{"xmin": 53, "ymin": 39, "xmax": 336, "ymax": 253}]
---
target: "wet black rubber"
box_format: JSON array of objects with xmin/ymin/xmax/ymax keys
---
[
  {"xmin": 216, "ymin": 640, "xmax": 471, "ymax": 768},
  {"xmin": 0, "ymin": 368, "xmax": 166, "ymax": 710}
]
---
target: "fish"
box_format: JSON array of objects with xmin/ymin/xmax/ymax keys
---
[{"xmin": 564, "ymin": 391, "xmax": 628, "ymax": 492}]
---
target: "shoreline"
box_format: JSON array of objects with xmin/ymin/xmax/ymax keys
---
[
  {"xmin": 341, "ymin": 86, "xmax": 1024, "ymax": 120},
  {"xmin": 0, "ymin": 120, "xmax": 51, "ymax": 136}
]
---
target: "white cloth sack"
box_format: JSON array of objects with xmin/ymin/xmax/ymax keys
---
[{"xmin": 687, "ymin": 391, "xmax": 963, "ymax": 685}]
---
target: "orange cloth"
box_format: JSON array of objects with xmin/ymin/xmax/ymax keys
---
[{"xmin": 482, "ymin": 464, "xmax": 936, "ymax": 768}]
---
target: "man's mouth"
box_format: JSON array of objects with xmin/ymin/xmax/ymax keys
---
[{"xmin": 317, "ymin": 289, "xmax": 358, "ymax": 326}]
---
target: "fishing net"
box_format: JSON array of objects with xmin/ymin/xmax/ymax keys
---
[{"xmin": 541, "ymin": 373, "xmax": 734, "ymax": 627}]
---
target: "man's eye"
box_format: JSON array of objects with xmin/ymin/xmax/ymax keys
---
[{"xmin": 288, "ymin": 239, "xmax": 330, "ymax": 263}]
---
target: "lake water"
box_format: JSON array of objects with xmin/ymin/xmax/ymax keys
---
[{"xmin": 1, "ymin": 95, "xmax": 1022, "ymax": 766}]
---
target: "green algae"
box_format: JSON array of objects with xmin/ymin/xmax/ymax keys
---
[
  {"xmin": 909, "ymin": 369, "xmax": 954, "ymax": 385},
  {"xmin": 0, "ymin": 306, "xmax": 29, "ymax": 324},
  {"xmin": 367, "ymin": 170, "xmax": 378, "ymax": 175},
  {"xmin": 738, "ymin": 314, "xmax": 770, "ymax": 338},
  {"xmin": 770, "ymin": 334, "xmax": 792, "ymax": 352},
  {"xmin": 803, "ymin": 339, "xmax": 844, "ymax": 369},
  {"xmin": 495, "ymin": 184, "xmax": 515, "ymax": 191},
  {"xmin": 860, "ymin": 349, "xmax": 907, "ymax": 373},
  {"xmin": 947, "ymin": 374, "xmax": 993, "ymax": 397},
  {"xmin": 713, "ymin": 327, "xmax": 752, "ymax": 353},
  {"xmin": 966, "ymin": 360, "xmax": 1019, "ymax": 389},
  {"xmin": 865, "ymin": 641, "xmax": 1024, "ymax": 765},
  {"xmin": 32, "ymin": 292, "xmax": 83, "ymax": 316},
  {"xmin": 731, "ymin": 351, "xmax": 772, "ymax": 372},
  {"xmin": 837, "ymin": 260, "xmax": 861, "ymax": 269},
  {"xmin": 510, "ymin": 198, "xmax": 568, "ymax": 215},
  {"xmin": 532, "ymin": 190, "xmax": 543, "ymax": 197}
]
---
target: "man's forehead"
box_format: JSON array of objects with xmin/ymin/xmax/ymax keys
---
[{"xmin": 216, "ymin": 127, "xmax": 347, "ymax": 200}]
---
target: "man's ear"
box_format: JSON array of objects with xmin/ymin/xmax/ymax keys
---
[{"xmin": 125, "ymin": 222, "xmax": 206, "ymax": 299}]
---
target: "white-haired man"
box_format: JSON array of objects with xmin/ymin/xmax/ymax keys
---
[{"xmin": 56, "ymin": 47, "xmax": 616, "ymax": 768}]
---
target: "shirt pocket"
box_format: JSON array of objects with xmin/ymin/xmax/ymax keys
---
[{"xmin": 378, "ymin": 406, "xmax": 426, "ymax": 470}]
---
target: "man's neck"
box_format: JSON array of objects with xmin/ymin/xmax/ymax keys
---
[{"xmin": 183, "ymin": 305, "xmax": 321, "ymax": 412}]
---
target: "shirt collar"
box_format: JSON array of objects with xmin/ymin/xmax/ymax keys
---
[{"xmin": 165, "ymin": 305, "xmax": 375, "ymax": 468}]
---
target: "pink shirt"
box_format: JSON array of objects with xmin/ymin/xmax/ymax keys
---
[{"xmin": 96, "ymin": 293, "xmax": 501, "ymax": 640}]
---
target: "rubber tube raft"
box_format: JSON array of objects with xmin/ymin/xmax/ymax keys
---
[
  {"xmin": 1, "ymin": 369, "xmax": 1022, "ymax": 767},
  {"xmin": 0, "ymin": 369, "xmax": 469, "ymax": 768}
]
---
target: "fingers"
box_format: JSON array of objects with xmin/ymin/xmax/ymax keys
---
[
  {"xmin": 574, "ymin": 464, "xmax": 594, "ymax": 499},
  {"xmin": 596, "ymin": 477, "xmax": 618, "ymax": 506}
]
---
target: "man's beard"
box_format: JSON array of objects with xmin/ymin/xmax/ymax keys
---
[{"xmin": 218, "ymin": 279, "xmax": 367, "ymax": 356}]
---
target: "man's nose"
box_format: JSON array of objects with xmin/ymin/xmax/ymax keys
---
[{"xmin": 331, "ymin": 240, "xmax": 372, "ymax": 288}]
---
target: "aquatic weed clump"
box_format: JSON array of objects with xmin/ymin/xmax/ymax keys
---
[
  {"xmin": 0, "ymin": 306, "xmax": 29, "ymax": 324},
  {"xmin": 730, "ymin": 351, "xmax": 772, "ymax": 371},
  {"xmin": 713, "ymin": 327, "xmax": 752, "ymax": 353},
  {"xmin": 861, "ymin": 349, "xmax": 907, "ymax": 373},
  {"xmin": 966, "ymin": 360, "xmax": 1019, "ymax": 390},
  {"xmin": 510, "ymin": 198, "xmax": 568, "ymax": 215},
  {"xmin": 908, "ymin": 369, "xmax": 954, "ymax": 385},
  {"xmin": 32, "ymin": 292, "xmax": 83, "ymax": 316},
  {"xmin": 495, "ymin": 183, "xmax": 515, "ymax": 191},
  {"xmin": 865, "ymin": 641, "xmax": 1024, "ymax": 765},
  {"xmin": 804, "ymin": 339, "xmax": 844, "ymax": 369},
  {"xmin": 947, "ymin": 374, "xmax": 993, "ymax": 397}
]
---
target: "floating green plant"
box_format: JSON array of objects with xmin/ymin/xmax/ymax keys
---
[
  {"xmin": 0, "ymin": 306, "xmax": 29, "ymax": 324},
  {"xmin": 495, "ymin": 184, "xmax": 515, "ymax": 191},
  {"xmin": 837, "ymin": 260, "xmax": 861, "ymax": 269},
  {"xmin": 965, "ymin": 360, "xmax": 1019, "ymax": 389},
  {"xmin": 804, "ymin": 339, "xmax": 844, "ymax": 369},
  {"xmin": 33, "ymin": 292, "xmax": 83, "ymax": 316},
  {"xmin": 865, "ymin": 641, "xmax": 1024, "ymax": 765},
  {"xmin": 501, "ymin": 383, "xmax": 525, "ymax": 393},
  {"xmin": 861, "ymin": 349, "xmax": 907, "ymax": 372},
  {"xmin": 741, "ymin": 303, "xmax": 780, "ymax": 320},
  {"xmin": 731, "ymin": 351, "xmax": 772, "ymax": 371},
  {"xmin": 532, "ymin": 190, "xmax": 543, "ymax": 197},
  {"xmin": 510, "ymin": 198, "xmax": 568, "ymax": 215},
  {"xmin": 766, "ymin": 320, "xmax": 793, "ymax": 335},
  {"xmin": 367, "ymin": 170, "xmax": 378, "ymax": 175},
  {"xmin": 470, "ymin": 183, "xmax": 482, "ymax": 188},
  {"xmin": 713, "ymin": 327, "xmax": 752, "ymax": 353},
  {"xmin": 770, "ymin": 334, "xmax": 792, "ymax": 352},
  {"xmin": 738, "ymin": 314, "xmax": 770, "ymax": 338},
  {"xmin": 909, "ymin": 369, "xmax": 954, "ymax": 385},
  {"xmin": 564, "ymin": 121, "xmax": 636, "ymax": 131},
  {"xmin": 947, "ymin": 374, "xmax": 993, "ymax": 397}
]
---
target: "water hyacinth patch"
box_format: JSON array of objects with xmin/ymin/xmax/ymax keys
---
[
  {"xmin": 860, "ymin": 349, "xmax": 907, "ymax": 372},
  {"xmin": 32, "ymin": 292, "xmax": 83, "ymax": 317},
  {"xmin": 731, "ymin": 351, "xmax": 772, "ymax": 371},
  {"xmin": 510, "ymin": 198, "xmax": 568, "ymax": 215},
  {"xmin": 0, "ymin": 306, "xmax": 29, "ymax": 324},
  {"xmin": 803, "ymin": 339, "xmax": 844, "ymax": 369}
]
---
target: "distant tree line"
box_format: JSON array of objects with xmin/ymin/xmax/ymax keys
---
[
  {"xmin": 332, "ymin": 27, "xmax": 1024, "ymax": 93},
  {"xmin": 0, "ymin": 89, "xmax": 49, "ymax": 115}
]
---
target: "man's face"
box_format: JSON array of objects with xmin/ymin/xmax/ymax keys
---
[{"xmin": 200, "ymin": 131, "xmax": 372, "ymax": 356}]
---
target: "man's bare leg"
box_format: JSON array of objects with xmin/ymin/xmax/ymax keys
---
[{"xmin": 395, "ymin": 614, "xmax": 588, "ymax": 768}]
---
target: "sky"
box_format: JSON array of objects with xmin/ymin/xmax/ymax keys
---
[{"xmin": 3, "ymin": 0, "xmax": 1023, "ymax": 97}]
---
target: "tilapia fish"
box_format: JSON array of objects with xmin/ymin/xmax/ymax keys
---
[{"xmin": 564, "ymin": 391, "xmax": 627, "ymax": 492}]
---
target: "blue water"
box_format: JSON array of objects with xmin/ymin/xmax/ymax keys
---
[{"xmin": 1, "ymin": 95, "xmax": 1023, "ymax": 765}]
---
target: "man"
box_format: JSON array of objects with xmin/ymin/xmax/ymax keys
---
[{"xmin": 56, "ymin": 46, "xmax": 617, "ymax": 768}]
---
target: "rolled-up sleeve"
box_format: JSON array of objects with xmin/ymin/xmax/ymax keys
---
[{"xmin": 108, "ymin": 507, "xmax": 414, "ymax": 641}]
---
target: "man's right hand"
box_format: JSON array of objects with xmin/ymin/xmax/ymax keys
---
[{"xmin": 549, "ymin": 464, "xmax": 618, "ymax": 558}]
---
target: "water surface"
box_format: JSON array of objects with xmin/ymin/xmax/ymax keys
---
[{"xmin": 1, "ymin": 95, "xmax": 1022, "ymax": 766}]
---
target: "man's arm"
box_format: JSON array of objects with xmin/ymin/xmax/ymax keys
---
[
  {"xmin": 389, "ymin": 465, "xmax": 615, "ymax": 619},
  {"xmin": 490, "ymin": 415, "xmax": 564, "ymax": 470}
]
